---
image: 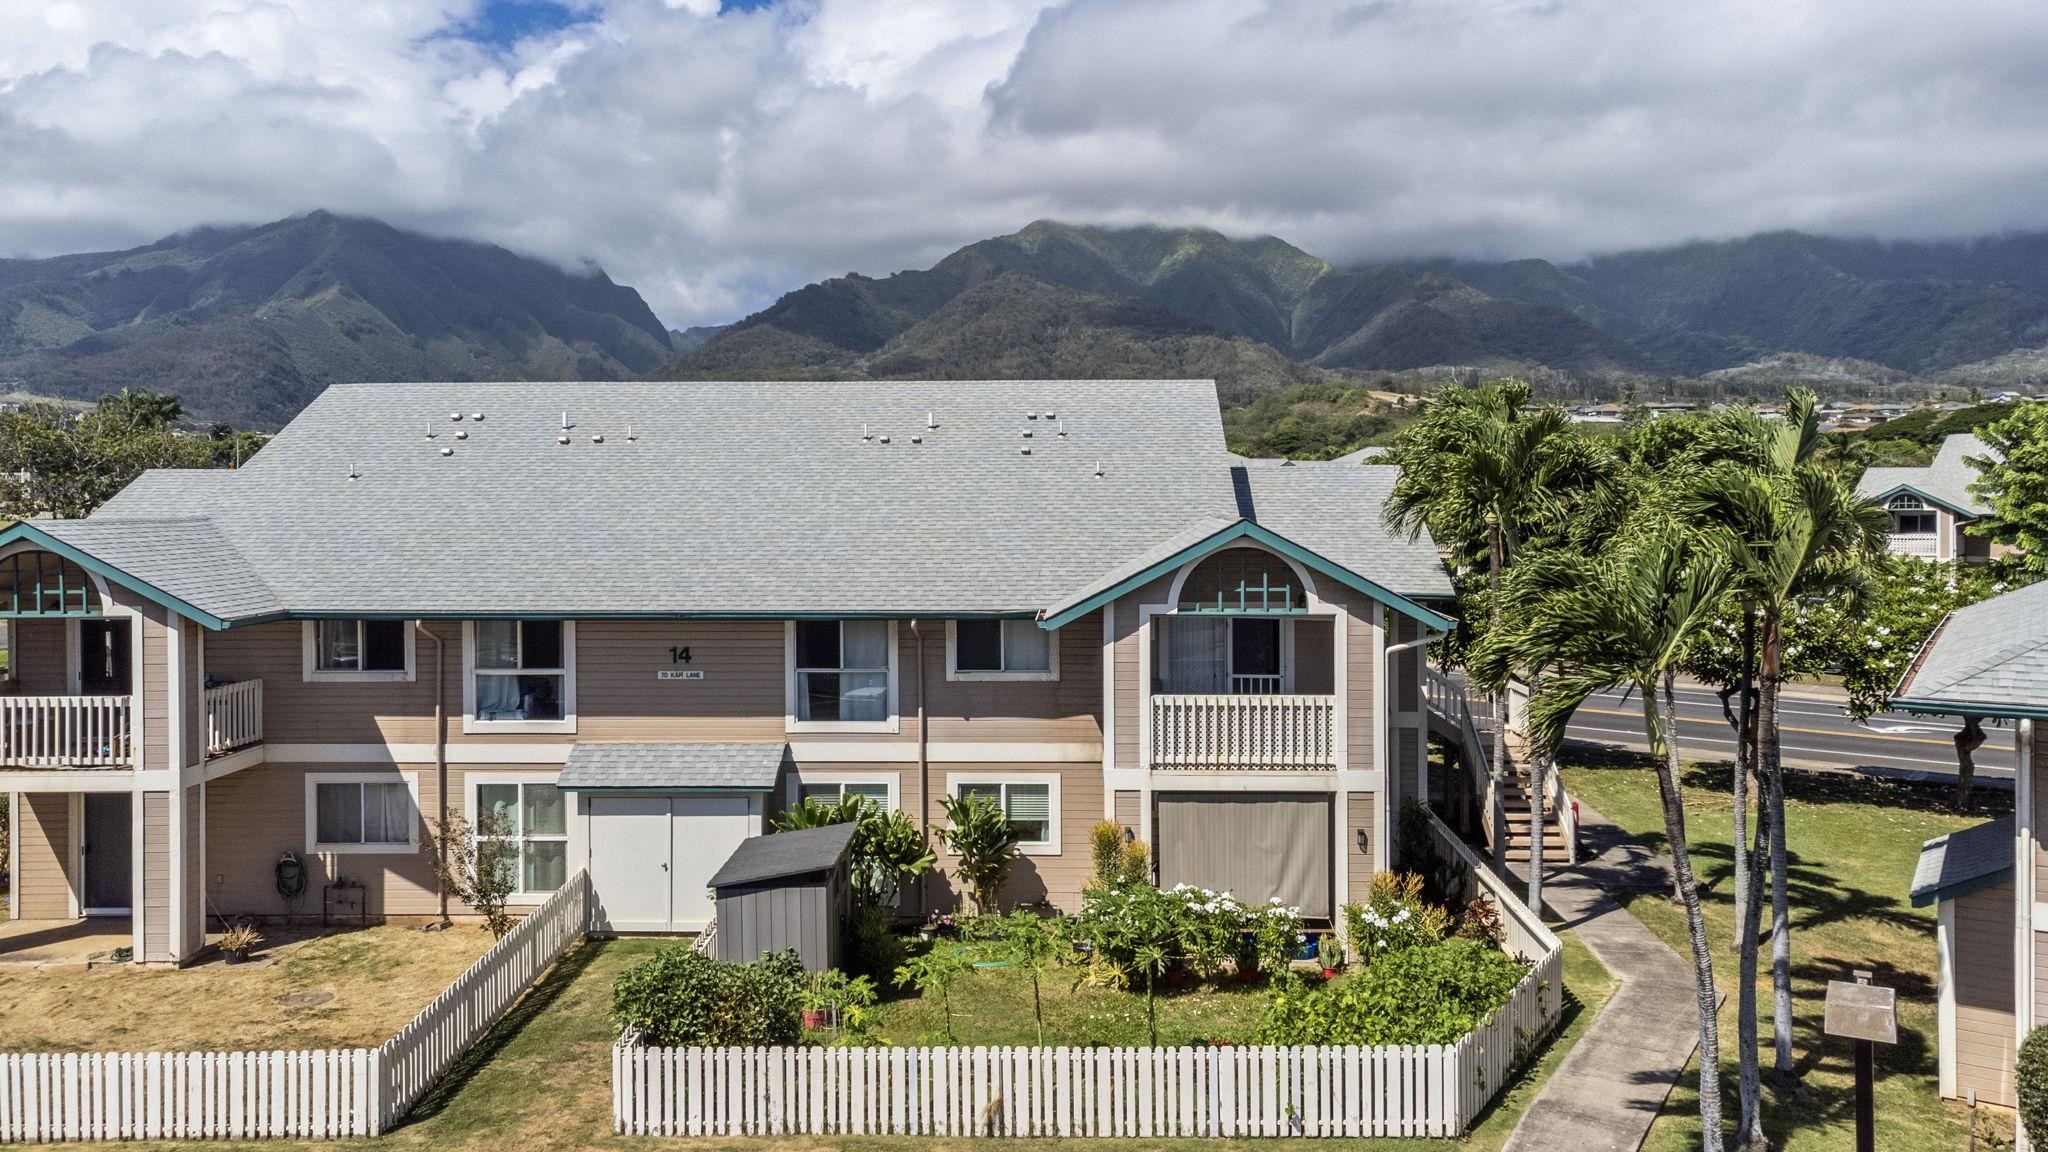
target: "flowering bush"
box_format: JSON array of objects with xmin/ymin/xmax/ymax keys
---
[
  {"xmin": 1343, "ymin": 872, "xmax": 1451, "ymax": 965},
  {"xmin": 1251, "ymin": 898, "xmax": 1307, "ymax": 979},
  {"xmin": 1166, "ymin": 884, "xmax": 1247, "ymax": 978},
  {"xmin": 1254, "ymin": 937, "xmax": 1528, "ymax": 1045}
]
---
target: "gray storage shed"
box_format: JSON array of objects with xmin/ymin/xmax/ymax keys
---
[{"xmin": 707, "ymin": 821, "xmax": 856, "ymax": 971}]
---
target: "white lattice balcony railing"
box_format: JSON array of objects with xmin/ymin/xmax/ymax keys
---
[
  {"xmin": 205, "ymin": 679, "xmax": 263, "ymax": 756},
  {"xmin": 1889, "ymin": 532, "xmax": 1941, "ymax": 558},
  {"xmin": 1149, "ymin": 693, "xmax": 1335, "ymax": 770},
  {"xmin": 0, "ymin": 695, "xmax": 133, "ymax": 768}
]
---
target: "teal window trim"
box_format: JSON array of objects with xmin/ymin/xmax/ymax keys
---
[
  {"xmin": 0, "ymin": 523, "xmax": 234, "ymax": 630},
  {"xmin": 1038, "ymin": 520, "xmax": 1455, "ymax": 633},
  {"xmin": 0, "ymin": 550, "xmax": 99, "ymax": 618},
  {"xmin": 1866, "ymin": 484, "xmax": 1979, "ymax": 521}
]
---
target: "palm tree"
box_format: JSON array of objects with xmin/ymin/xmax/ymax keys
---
[
  {"xmin": 1476, "ymin": 526, "xmax": 1731, "ymax": 1152},
  {"xmin": 1689, "ymin": 390, "xmax": 1888, "ymax": 1127},
  {"xmin": 1383, "ymin": 378, "xmax": 1600, "ymax": 912}
]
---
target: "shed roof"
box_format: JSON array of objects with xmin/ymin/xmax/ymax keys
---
[
  {"xmin": 557, "ymin": 742, "xmax": 787, "ymax": 791},
  {"xmin": 1909, "ymin": 815, "xmax": 2013, "ymax": 907},
  {"xmin": 1855, "ymin": 433, "xmax": 1999, "ymax": 518},
  {"xmin": 1891, "ymin": 579, "xmax": 2048, "ymax": 718},
  {"xmin": 709, "ymin": 822, "xmax": 857, "ymax": 888},
  {"xmin": 41, "ymin": 380, "xmax": 1452, "ymax": 624}
]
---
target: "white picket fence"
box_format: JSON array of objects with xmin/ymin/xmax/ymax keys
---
[
  {"xmin": 616, "ymin": 819, "xmax": 1563, "ymax": 1139},
  {"xmin": 376, "ymin": 870, "xmax": 589, "ymax": 1127},
  {"xmin": 0, "ymin": 871, "xmax": 590, "ymax": 1143}
]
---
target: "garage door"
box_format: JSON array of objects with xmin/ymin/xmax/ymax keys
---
[
  {"xmin": 587, "ymin": 794, "xmax": 756, "ymax": 934},
  {"xmin": 1154, "ymin": 792, "xmax": 1332, "ymax": 919}
]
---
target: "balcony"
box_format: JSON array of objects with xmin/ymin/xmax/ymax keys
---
[
  {"xmin": 205, "ymin": 679, "xmax": 264, "ymax": 757},
  {"xmin": 1889, "ymin": 532, "xmax": 1941, "ymax": 559},
  {"xmin": 1150, "ymin": 694, "xmax": 1336, "ymax": 770},
  {"xmin": 0, "ymin": 695, "xmax": 133, "ymax": 768}
]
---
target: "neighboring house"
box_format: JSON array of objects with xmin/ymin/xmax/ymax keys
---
[
  {"xmin": 1895, "ymin": 578, "xmax": 2048, "ymax": 1111},
  {"xmin": 1856, "ymin": 433, "xmax": 2004, "ymax": 563},
  {"xmin": 0, "ymin": 379, "xmax": 1454, "ymax": 965}
]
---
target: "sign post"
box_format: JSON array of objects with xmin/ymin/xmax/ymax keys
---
[{"xmin": 1823, "ymin": 969, "xmax": 1898, "ymax": 1152}]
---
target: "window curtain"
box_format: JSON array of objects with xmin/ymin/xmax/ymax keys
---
[
  {"xmin": 475, "ymin": 674, "xmax": 524, "ymax": 718},
  {"xmin": 838, "ymin": 621, "xmax": 889, "ymax": 721},
  {"xmin": 1161, "ymin": 617, "xmax": 1228, "ymax": 693},
  {"xmin": 362, "ymin": 781, "xmax": 412, "ymax": 843},
  {"xmin": 315, "ymin": 621, "xmax": 358, "ymax": 670}
]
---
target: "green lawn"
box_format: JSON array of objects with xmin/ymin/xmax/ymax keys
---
[
  {"xmin": 137, "ymin": 927, "xmax": 1612, "ymax": 1150},
  {"xmin": 1561, "ymin": 748, "xmax": 2014, "ymax": 1152}
]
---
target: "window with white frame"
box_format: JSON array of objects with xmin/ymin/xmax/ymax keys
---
[
  {"xmin": 304, "ymin": 619, "xmax": 413, "ymax": 681},
  {"xmin": 306, "ymin": 773, "xmax": 418, "ymax": 853},
  {"xmin": 796, "ymin": 779, "xmax": 894, "ymax": 811},
  {"xmin": 474, "ymin": 779, "xmax": 567, "ymax": 897},
  {"xmin": 949, "ymin": 620, "xmax": 1058, "ymax": 681},
  {"xmin": 1894, "ymin": 511, "xmax": 1938, "ymax": 535},
  {"xmin": 791, "ymin": 620, "xmax": 893, "ymax": 724},
  {"xmin": 953, "ymin": 778, "xmax": 1057, "ymax": 850},
  {"xmin": 468, "ymin": 620, "xmax": 573, "ymax": 728}
]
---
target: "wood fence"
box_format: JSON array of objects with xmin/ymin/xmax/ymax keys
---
[
  {"xmin": 0, "ymin": 871, "xmax": 589, "ymax": 1143},
  {"xmin": 616, "ymin": 817, "xmax": 1563, "ymax": 1139}
]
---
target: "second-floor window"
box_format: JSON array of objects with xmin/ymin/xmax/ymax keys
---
[
  {"xmin": 792, "ymin": 620, "xmax": 893, "ymax": 725},
  {"xmin": 1895, "ymin": 512, "xmax": 1937, "ymax": 535},
  {"xmin": 304, "ymin": 619, "xmax": 414, "ymax": 681},
  {"xmin": 467, "ymin": 620, "xmax": 575, "ymax": 731},
  {"xmin": 949, "ymin": 620, "xmax": 1058, "ymax": 681}
]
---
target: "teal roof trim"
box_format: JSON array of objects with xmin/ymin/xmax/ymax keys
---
[
  {"xmin": 1866, "ymin": 482, "xmax": 1981, "ymax": 521},
  {"xmin": 1910, "ymin": 865, "xmax": 2012, "ymax": 908},
  {"xmin": 0, "ymin": 522, "xmax": 239, "ymax": 630},
  {"xmin": 1038, "ymin": 519, "xmax": 1456, "ymax": 633},
  {"xmin": 1890, "ymin": 695, "xmax": 2048, "ymax": 722}
]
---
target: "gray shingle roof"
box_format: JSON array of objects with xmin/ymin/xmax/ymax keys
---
[
  {"xmin": 40, "ymin": 517, "xmax": 283, "ymax": 623},
  {"xmin": 1893, "ymin": 579, "xmax": 2048, "ymax": 714},
  {"xmin": 708, "ymin": 822, "xmax": 857, "ymax": 888},
  {"xmin": 63, "ymin": 380, "xmax": 1451, "ymax": 622},
  {"xmin": 1910, "ymin": 815, "xmax": 2013, "ymax": 907},
  {"xmin": 1855, "ymin": 433, "xmax": 1998, "ymax": 517},
  {"xmin": 557, "ymin": 742, "xmax": 788, "ymax": 790}
]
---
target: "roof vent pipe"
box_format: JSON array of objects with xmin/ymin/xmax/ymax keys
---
[
  {"xmin": 561, "ymin": 411, "xmax": 574, "ymax": 430},
  {"xmin": 926, "ymin": 411, "xmax": 938, "ymax": 430},
  {"xmin": 1095, "ymin": 460, "xmax": 1105, "ymax": 478},
  {"xmin": 626, "ymin": 425, "xmax": 638, "ymax": 443},
  {"xmin": 424, "ymin": 425, "xmax": 437, "ymax": 441},
  {"xmin": 347, "ymin": 462, "xmax": 361, "ymax": 481},
  {"xmin": 862, "ymin": 423, "xmax": 873, "ymax": 442}
]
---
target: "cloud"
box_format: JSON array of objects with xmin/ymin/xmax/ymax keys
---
[{"xmin": 4, "ymin": 0, "xmax": 2048, "ymax": 325}]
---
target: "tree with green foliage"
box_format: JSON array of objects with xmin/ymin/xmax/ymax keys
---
[
  {"xmin": 1688, "ymin": 389, "xmax": 1888, "ymax": 1130},
  {"xmin": 419, "ymin": 809, "xmax": 520, "ymax": 938},
  {"xmin": 1383, "ymin": 377, "xmax": 1606, "ymax": 911},
  {"xmin": 1969, "ymin": 403, "xmax": 2048, "ymax": 574},
  {"xmin": 937, "ymin": 792, "xmax": 1020, "ymax": 914},
  {"xmin": 0, "ymin": 391, "xmax": 267, "ymax": 520},
  {"xmin": 982, "ymin": 910, "xmax": 1064, "ymax": 1044},
  {"xmin": 774, "ymin": 793, "xmax": 935, "ymax": 910},
  {"xmin": 1473, "ymin": 525, "xmax": 1730, "ymax": 1151}
]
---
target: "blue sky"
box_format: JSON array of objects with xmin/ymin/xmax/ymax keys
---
[{"xmin": 459, "ymin": 2, "xmax": 596, "ymax": 51}]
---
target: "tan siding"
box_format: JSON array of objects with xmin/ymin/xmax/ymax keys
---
[
  {"xmin": 142, "ymin": 790, "xmax": 169, "ymax": 961},
  {"xmin": 14, "ymin": 793, "xmax": 73, "ymax": 919},
  {"xmin": 1339, "ymin": 587, "xmax": 1379, "ymax": 772},
  {"xmin": 1293, "ymin": 619, "xmax": 1334, "ymax": 695},
  {"xmin": 106, "ymin": 592, "xmax": 176, "ymax": 775},
  {"xmin": 1111, "ymin": 576, "xmax": 1174, "ymax": 771},
  {"xmin": 1114, "ymin": 790, "xmax": 1140, "ymax": 832},
  {"xmin": 183, "ymin": 785, "xmax": 204, "ymax": 952},
  {"xmin": 204, "ymin": 618, "xmax": 1104, "ymax": 750},
  {"xmin": 1954, "ymin": 882, "xmax": 2016, "ymax": 1107},
  {"xmin": 1345, "ymin": 792, "xmax": 1377, "ymax": 905},
  {"xmin": 205, "ymin": 762, "xmax": 460, "ymax": 918},
  {"xmin": 919, "ymin": 761, "xmax": 1102, "ymax": 913},
  {"xmin": 10, "ymin": 619, "xmax": 69, "ymax": 695}
]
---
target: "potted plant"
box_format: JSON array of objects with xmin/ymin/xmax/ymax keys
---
[
  {"xmin": 1235, "ymin": 935, "xmax": 1260, "ymax": 983},
  {"xmin": 1316, "ymin": 935, "xmax": 1344, "ymax": 980},
  {"xmin": 799, "ymin": 972, "xmax": 841, "ymax": 1030},
  {"xmin": 220, "ymin": 922, "xmax": 263, "ymax": 964}
]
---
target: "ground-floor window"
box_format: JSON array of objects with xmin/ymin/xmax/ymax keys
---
[
  {"xmin": 305, "ymin": 772, "xmax": 418, "ymax": 853},
  {"xmin": 474, "ymin": 779, "xmax": 567, "ymax": 897},
  {"xmin": 951, "ymin": 776, "xmax": 1058, "ymax": 851},
  {"xmin": 797, "ymin": 779, "xmax": 893, "ymax": 810}
]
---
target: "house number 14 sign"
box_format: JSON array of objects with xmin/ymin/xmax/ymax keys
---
[{"xmin": 659, "ymin": 647, "xmax": 702, "ymax": 680}]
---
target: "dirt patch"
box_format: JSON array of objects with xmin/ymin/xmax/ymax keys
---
[{"xmin": 0, "ymin": 923, "xmax": 491, "ymax": 1053}]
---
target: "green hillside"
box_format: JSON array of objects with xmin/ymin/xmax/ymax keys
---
[{"xmin": 0, "ymin": 212, "xmax": 675, "ymax": 427}]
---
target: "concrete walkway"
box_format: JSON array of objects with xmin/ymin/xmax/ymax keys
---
[{"xmin": 1502, "ymin": 806, "xmax": 1703, "ymax": 1152}]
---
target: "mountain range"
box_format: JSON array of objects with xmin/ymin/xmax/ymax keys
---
[
  {"xmin": 8, "ymin": 212, "xmax": 2048, "ymax": 428},
  {"xmin": 665, "ymin": 221, "xmax": 2048, "ymax": 398},
  {"xmin": 0, "ymin": 212, "xmax": 674, "ymax": 427}
]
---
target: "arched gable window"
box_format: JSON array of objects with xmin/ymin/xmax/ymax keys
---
[
  {"xmin": 1176, "ymin": 547, "xmax": 1307, "ymax": 614},
  {"xmin": 0, "ymin": 551, "xmax": 101, "ymax": 617}
]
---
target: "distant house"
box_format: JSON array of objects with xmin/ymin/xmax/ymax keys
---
[
  {"xmin": 1855, "ymin": 433, "xmax": 2004, "ymax": 563},
  {"xmin": 1894, "ymin": 579, "xmax": 2048, "ymax": 1112}
]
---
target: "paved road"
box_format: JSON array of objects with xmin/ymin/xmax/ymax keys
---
[{"xmin": 1559, "ymin": 680, "xmax": 2015, "ymax": 782}]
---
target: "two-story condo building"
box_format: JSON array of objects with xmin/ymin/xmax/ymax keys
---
[
  {"xmin": 1856, "ymin": 433, "xmax": 2004, "ymax": 563},
  {"xmin": 1, "ymin": 380, "xmax": 1454, "ymax": 965}
]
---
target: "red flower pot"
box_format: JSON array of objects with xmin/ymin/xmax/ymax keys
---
[
  {"xmin": 802, "ymin": 1009, "xmax": 827, "ymax": 1029},
  {"xmin": 1321, "ymin": 967, "xmax": 1339, "ymax": 980}
]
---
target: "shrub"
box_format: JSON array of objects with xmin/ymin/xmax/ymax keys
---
[
  {"xmin": 894, "ymin": 942, "xmax": 978, "ymax": 1042},
  {"xmin": 1072, "ymin": 881, "xmax": 1184, "ymax": 988},
  {"xmin": 612, "ymin": 946, "xmax": 806, "ymax": 1046},
  {"xmin": 775, "ymin": 795, "xmax": 934, "ymax": 910},
  {"xmin": 1090, "ymin": 820, "xmax": 1124, "ymax": 889},
  {"xmin": 2020, "ymin": 1025, "xmax": 2048, "ymax": 1138},
  {"xmin": 1251, "ymin": 898, "xmax": 1307, "ymax": 980},
  {"xmin": 1343, "ymin": 872, "xmax": 1451, "ymax": 965},
  {"xmin": 1119, "ymin": 839, "xmax": 1150, "ymax": 886},
  {"xmin": 420, "ymin": 809, "xmax": 519, "ymax": 938},
  {"xmin": 1254, "ymin": 937, "xmax": 1529, "ymax": 1046},
  {"xmin": 1455, "ymin": 896, "xmax": 1506, "ymax": 946},
  {"xmin": 846, "ymin": 902, "xmax": 907, "ymax": 983},
  {"xmin": 1167, "ymin": 885, "xmax": 1247, "ymax": 978},
  {"xmin": 800, "ymin": 969, "xmax": 881, "ymax": 1046},
  {"xmin": 939, "ymin": 792, "xmax": 1019, "ymax": 913}
]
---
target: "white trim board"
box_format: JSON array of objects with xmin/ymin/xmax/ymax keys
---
[{"xmin": 258, "ymin": 741, "xmax": 1105, "ymax": 766}]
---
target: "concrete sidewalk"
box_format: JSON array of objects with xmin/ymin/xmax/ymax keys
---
[{"xmin": 1503, "ymin": 807, "xmax": 1703, "ymax": 1152}]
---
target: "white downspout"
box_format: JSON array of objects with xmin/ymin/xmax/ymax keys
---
[{"xmin": 2018, "ymin": 716, "xmax": 2036, "ymax": 1152}]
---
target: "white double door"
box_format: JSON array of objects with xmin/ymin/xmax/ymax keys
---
[{"xmin": 586, "ymin": 793, "xmax": 757, "ymax": 933}]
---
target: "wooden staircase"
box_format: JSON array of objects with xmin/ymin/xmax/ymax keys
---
[{"xmin": 1495, "ymin": 732, "xmax": 1573, "ymax": 866}]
